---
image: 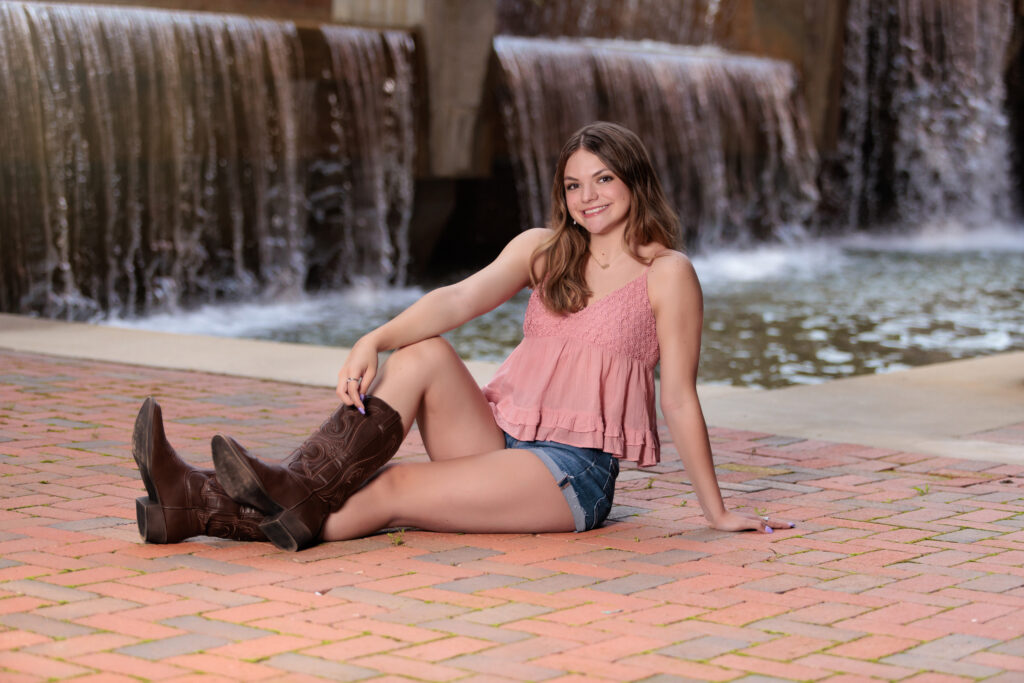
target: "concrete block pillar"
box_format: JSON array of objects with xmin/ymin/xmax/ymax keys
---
[
  {"xmin": 333, "ymin": 0, "xmax": 497, "ymax": 178},
  {"xmin": 721, "ymin": 0, "xmax": 848, "ymax": 156}
]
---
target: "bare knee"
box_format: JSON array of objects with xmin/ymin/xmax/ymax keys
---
[
  {"xmin": 382, "ymin": 337, "xmax": 458, "ymax": 380},
  {"xmin": 392, "ymin": 336, "xmax": 456, "ymax": 364}
]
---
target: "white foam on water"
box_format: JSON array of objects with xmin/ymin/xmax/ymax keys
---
[
  {"xmin": 691, "ymin": 241, "xmax": 847, "ymax": 285},
  {"xmin": 692, "ymin": 222, "xmax": 1024, "ymax": 288},
  {"xmin": 103, "ymin": 226, "xmax": 1024, "ymax": 388},
  {"xmin": 107, "ymin": 285, "xmax": 424, "ymax": 342},
  {"xmin": 839, "ymin": 221, "xmax": 1024, "ymax": 252}
]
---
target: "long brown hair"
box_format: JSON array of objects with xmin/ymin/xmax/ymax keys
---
[{"xmin": 530, "ymin": 121, "xmax": 680, "ymax": 314}]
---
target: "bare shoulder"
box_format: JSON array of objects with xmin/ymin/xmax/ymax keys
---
[
  {"xmin": 501, "ymin": 227, "xmax": 551, "ymax": 260},
  {"xmin": 645, "ymin": 249, "xmax": 702, "ymax": 319},
  {"xmin": 507, "ymin": 227, "xmax": 553, "ymax": 276},
  {"xmin": 648, "ymin": 249, "xmax": 700, "ymax": 292},
  {"xmin": 513, "ymin": 227, "xmax": 554, "ymax": 249}
]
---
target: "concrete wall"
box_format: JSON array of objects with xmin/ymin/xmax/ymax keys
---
[
  {"xmin": 722, "ymin": 0, "xmax": 848, "ymax": 156},
  {"xmin": 33, "ymin": 0, "xmax": 334, "ymax": 20},
  {"xmin": 489, "ymin": 0, "xmax": 848, "ymax": 156},
  {"xmin": 333, "ymin": 0, "xmax": 497, "ymax": 179},
  {"xmin": 32, "ymin": 0, "xmax": 847, "ymax": 166}
]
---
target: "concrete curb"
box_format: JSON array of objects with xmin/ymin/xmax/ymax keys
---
[
  {"xmin": 2, "ymin": 312, "xmax": 1021, "ymax": 464},
  {"xmin": 0, "ymin": 312, "xmax": 500, "ymax": 389}
]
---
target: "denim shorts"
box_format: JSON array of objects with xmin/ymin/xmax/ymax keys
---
[{"xmin": 504, "ymin": 433, "xmax": 619, "ymax": 532}]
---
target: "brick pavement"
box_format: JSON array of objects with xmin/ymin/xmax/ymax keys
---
[{"xmin": 1, "ymin": 348, "xmax": 1023, "ymax": 681}]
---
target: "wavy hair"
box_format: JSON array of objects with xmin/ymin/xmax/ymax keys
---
[{"xmin": 530, "ymin": 121, "xmax": 680, "ymax": 314}]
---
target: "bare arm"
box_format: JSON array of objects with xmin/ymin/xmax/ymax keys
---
[
  {"xmin": 337, "ymin": 228, "xmax": 550, "ymax": 406},
  {"xmin": 650, "ymin": 253, "xmax": 785, "ymax": 533}
]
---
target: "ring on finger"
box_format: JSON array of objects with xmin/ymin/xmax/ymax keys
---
[{"xmin": 346, "ymin": 377, "xmax": 360, "ymax": 383}]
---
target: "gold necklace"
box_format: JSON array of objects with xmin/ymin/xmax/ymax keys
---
[{"xmin": 589, "ymin": 249, "xmax": 619, "ymax": 269}]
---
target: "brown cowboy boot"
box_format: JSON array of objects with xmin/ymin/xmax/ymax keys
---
[
  {"xmin": 211, "ymin": 396, "xmax": 403, "ymax": 551},
  {"xmin": 132, "ymin": 397, "xmax": 267, "ymax": 544}
]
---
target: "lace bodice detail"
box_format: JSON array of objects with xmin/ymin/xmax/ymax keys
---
[
  {"xmin": 483, "ymin": 268, "xmax": 662, "ymax": 466},
  {"xmin": 524, "ymin": 271, "xmax": 659, "ymax": 368}
]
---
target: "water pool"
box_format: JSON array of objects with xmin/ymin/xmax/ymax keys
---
[{"xmin": 108, "ymin": 228, "xmax": 1024, "ymax": 388}]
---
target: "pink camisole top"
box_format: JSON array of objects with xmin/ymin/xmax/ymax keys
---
[{"xmin": 483, "ymin": 269, "xmax": 661, "ymax": 466}]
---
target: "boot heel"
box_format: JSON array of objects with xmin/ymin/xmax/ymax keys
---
[
  {"xmin": 136, "ymin": 496, "xmax": 168, "ymax": 543},
  {"xmin": 260, "ymin": 509, "xmax": 315, "ymax": 552}
]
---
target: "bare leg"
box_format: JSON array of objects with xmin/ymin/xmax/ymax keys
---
[
  {"xmin": 321, "ymin": 449, "xmax": 575, "ymax": 541},
  {"xmin": 321, "ymin": 337, "xmax": 575, "ymax": 540},
  {"xmin": 370, "ymin": 336, "xmax": 506, "ymax": 460}
]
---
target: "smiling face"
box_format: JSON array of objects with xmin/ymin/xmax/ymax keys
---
[{"xmin": 563, "ymin": 148, "xmax": 632, "ymax": 238}]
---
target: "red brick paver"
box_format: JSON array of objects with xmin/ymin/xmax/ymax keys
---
[{"xmin": 1, "ymin": 349, "xmax": 1023, "ymax": 681}]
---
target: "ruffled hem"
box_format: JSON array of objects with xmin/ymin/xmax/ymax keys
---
[
  {"xmin": 491, "ymin": 401, "xmax": 661, "ymax": 467},
  {"xmin": 483, "ymin": 332, "xmax": 661, "ymax": 466}
]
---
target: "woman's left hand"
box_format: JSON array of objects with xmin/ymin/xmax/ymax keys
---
[{"xmin": 709, "ymin": 509, "xmax": 794, "ymax": 534}]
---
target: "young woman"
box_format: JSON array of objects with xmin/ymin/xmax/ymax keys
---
[{"xmin": 132, "ymin": 122, "xmax": 790, "ymax": 552}]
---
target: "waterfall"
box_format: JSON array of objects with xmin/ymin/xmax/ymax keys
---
[
  {"xmin": 494, "ymin": 36, "xmax": 819, "ymax": 247},
  {"xmin": 0, "ymin": 2, "xmax": 415, "ymax": 320},
  {"xmin": 822, "ymin": 0, "xmax": 1014, "ymax": 231},
  {"xmin": 309, "ymin": 26, "xmax": 415, "ymax": 289},
  {"xmin": 497, "ymin": 0, "xmax": 739, "ymax": 46}
]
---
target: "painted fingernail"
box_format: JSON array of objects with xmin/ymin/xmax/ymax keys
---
[
  {"xmin": 360, "ymin": 393, "xmax": 366, "ymax": 401},
  {"xmin": 788, "ymin": 522, "xmax": 796, "ymax": 528},
  {"xmin": 765, "ymin": 526, "xmax": 774, "ymax": 533}
]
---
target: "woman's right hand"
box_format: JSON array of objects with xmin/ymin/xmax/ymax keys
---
[
  {"xmin": 337, "ymin": 337, "xmax": 380, "ymax": 412},
  {"xmin": 333, "ymin": 229, "xmax": 548, "ymax": 411}
]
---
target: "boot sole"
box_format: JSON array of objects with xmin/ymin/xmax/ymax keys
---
[
  {"xmin": 132, "ymin": 398, "xmax": 159, "ymax": 503},
  {"xmin": 211, "ymin": 436, "xmax": 315, "ymax": 552},
  {"xmin": 210, "ymin": 435, "xmax": 283, "ymax": 515},
  {"xmin": 132, "ymin": 399, "xmax": 167, "ymax": 544}
]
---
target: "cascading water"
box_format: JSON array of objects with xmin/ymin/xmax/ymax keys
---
[
  {"xmin": 494, "ymin": 37, "xmax": 819, "ymax": 247},
  {"xmin": 0, "ymin": 2, "xmax": 415, "ymax": 320},
  {"xmin": 94, "ymin": 1, "xmax": 1024, "ymax": 388},
  {"xmin": 497, "ymin": 0, "xmax": 736, "ymax": 46},
  {"xmin": 308, "ymin": 26, "xmax": 415, "ymax": 289},
  {"xmin": 821, "ymin": 0, "xmax": 1014, "ymax": 231},
  {"xmin": 0, "ymin": 3, "xmax": 305, "ymax": 318}
]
